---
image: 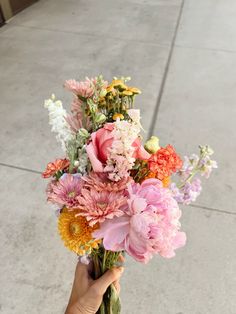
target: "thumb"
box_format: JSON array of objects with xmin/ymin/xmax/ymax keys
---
[{"xmin": 93, "ymin": 267, "xmax": 124, "ymax": 295}]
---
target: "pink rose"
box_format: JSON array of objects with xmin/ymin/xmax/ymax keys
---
[{"xmin": 86, "ymin": 123, "xmax": 150, "ymax": 172}]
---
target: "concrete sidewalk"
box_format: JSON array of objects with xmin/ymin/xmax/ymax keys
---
[{"xmin": 0, "ymin": 1, "xmax": 235, "ymax": 313}]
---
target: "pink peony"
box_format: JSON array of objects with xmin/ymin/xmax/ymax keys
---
[
  {"xmin": 77, "ymin": 188, "xmax": 127, "ymax": 226},
  {"xmin": 86, "ymin": 123, "xmax": 150, "ymax": 172},
  {"xmin": 46, "ymin": 174, "xmax": 83, "ymax": 208},
  {"xmin": 93, "ymin": 178, "xmax": 186, "ymax": 263}
]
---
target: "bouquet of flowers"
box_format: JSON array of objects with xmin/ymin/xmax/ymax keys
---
[{"xmin": 42, "ymin": 76, "xmax": 217, "ymax": 314}]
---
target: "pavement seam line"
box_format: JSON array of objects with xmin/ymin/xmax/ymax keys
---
[
  {"xmin": 189, "ymin": 203, "xmax": 236, "ymax": 216},
  {"xmin": 175, "ymin": 43, "xmax": 236, "ymax": 55},
  {"xmin": 1, "ymin": 23, "xmax": 170, "ymax": 48},
  {"xmin": 148, "ymin": 0, "xmax": 185, "ymax": 138},
  {"xmin": 0, "ymin": 162, "xmax": 41, "ymax": 174}
]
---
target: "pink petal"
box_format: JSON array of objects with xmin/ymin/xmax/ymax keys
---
[
  {"xmin": 86, "ymin": 142, "xmax": 104, "ymax": 172},
  {"xmin": 93, "ymin": 216, "xmax": 129, "ymax": 251},
  {"xmin": 132, "ymin": 138, "xmax": 151, "ymax": 160}
]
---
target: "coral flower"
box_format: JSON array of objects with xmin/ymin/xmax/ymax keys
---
[
  {"xmin": 77, "ymin": 188, "xmax": 127, "ymax": 226},
  {"xmin": 47, "ymin": 174, "xmax": 83, "ymax": 208},
  {"xmin": 93, "ymin": 179, "xmax": 186, "ymax": 263},
  {"xmin": 42, "ymin": 158, "xmax": 70, "ymax": 178},
  {"xmin": 58, "ymin": 210, "xmax": 100, "ymax": 255},
  {"xmin": 148, "ymin": 145, "xmax": 183, "ymax": 180}
]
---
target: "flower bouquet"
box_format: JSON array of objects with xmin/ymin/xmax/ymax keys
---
[{"xmin": 42, "ymin": 76, "xmax": 217, "ymax": 314}]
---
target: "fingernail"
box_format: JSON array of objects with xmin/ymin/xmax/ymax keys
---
[{"xmin": 119, "ymin": 267, "xmax": 124, "ymax": 273}]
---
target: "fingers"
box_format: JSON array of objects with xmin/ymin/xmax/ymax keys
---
[
  {"xmin": 75, "ymin": 262, "xmax": 89, "ymax": 277},
  {"xmin": 116, "ymin": 254, "xmax": 125, "ymax": 266},
  {"xmin": 118, "ymin": 254, "xmax": 125, "ymax": 263},
  {"xmin": 75, "ymin": 261, "xmax": 92, "ymax": 285},
  {"xmin": 92, "ymin": 267, "xmax": 124, "ymax": 295}
]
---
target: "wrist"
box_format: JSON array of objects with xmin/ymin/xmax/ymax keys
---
[
  {"xmin": 65, "ymin": 301, "xmax": 94, "ymax": 314},
  {"xmin": 65, "ymin": 303, "xmax": 83, "ymax": 314}
]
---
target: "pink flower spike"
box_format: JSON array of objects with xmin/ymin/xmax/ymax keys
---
[{"xmin": 64, "ymin": 78, "xmax": 94, "ymax": 98}]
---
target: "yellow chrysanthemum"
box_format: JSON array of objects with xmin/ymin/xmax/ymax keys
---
[
  {"xmin": 106, "ymin": 85, "xmax": 115, "ymax": 93},
  {"xmin": 58, "ymin": 211, "xmax": 100, "ymax": 255},
  {"xmin": 127, "ymin": 87, "xmax": 142, "ymax": 94},
  {"xmin": 110, "ymin": 79, "xmax": 127, "ymax": 89},
  {"xmin": 113, "ymin": 113, "xmax": 124, "ymax": 120},
  {"xmin": 122, "ymin": 90, "xmax": 133, "ymax": 96}
]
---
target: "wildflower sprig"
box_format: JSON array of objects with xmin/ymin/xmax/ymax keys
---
[{"xmin": 170, "ymin": 145, "xmax": 217, "ymax": 205}]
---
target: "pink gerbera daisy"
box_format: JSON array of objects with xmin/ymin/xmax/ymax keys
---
[
  {"xmin": 82, "ymin": 172, "xmax": 132, "ymax": 193},
  {"xmin": 77, "ymin": 188, "xmax": 127, "ymax": 226},
  {"xmin": 47, "ymin": 174, "xmax": 83, "ymax": 208}
]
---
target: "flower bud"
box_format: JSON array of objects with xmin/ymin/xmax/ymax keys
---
[
  {"xmin": 74, "ymin": 160, "xmax": 79, "ymax": 167},
  {"xmin": 87, "ymin": 98, "xmax": 97, "ymax": 113},
  {"xmin": 145, "ymin": 136, "xmax": 160, "ymax": 154},
  {"xmin": 100, "ymin": 88, "xmax": 107, "ymax": 98},
  {"xmin": 94, "ymin": 113, "xmax": 106, "ymax": 124},
  {"xmin": 78, "ymin": 128, "xmax": 89, "ymax": 139},
  {"xmin": 199, "ymin": 145, "xmax": 214, "ymax": 156}
]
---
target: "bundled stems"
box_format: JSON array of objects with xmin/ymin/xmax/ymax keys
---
[{"xmin": 92, "ymin": 249, "xmax": 122, "ymax": 314}]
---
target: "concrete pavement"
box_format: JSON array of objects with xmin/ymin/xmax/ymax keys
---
[{"xmin": 0, "ymin": 1, "xmax": 235, "ymax": 313}]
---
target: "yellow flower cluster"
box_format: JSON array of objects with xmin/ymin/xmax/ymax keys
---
[
  {"xmin": 99, "ymin": 79, "xmax": 141, "ymax": 110},
  {"xmin": 58, "ymin": 209, "xmax": 100, "ymax": 256},
  {"xmin": 106, "ymin": 79, "xmax": 141, "ymax": 96}
]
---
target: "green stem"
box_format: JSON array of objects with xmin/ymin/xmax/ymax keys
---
[
  {"xmin": 81, "ymin": 101, "xmax": 87, "ymax": 128},
  {"xmin": 93, "ymin": 254, "xmax": 101, "ymax": 280},
  {"xmin": 102, "ymin": 250, "xmax": 107, "ymax": 273},
  {"xmin": 177, "ymin": 170, "xmax": 197, "ymax": 189}
]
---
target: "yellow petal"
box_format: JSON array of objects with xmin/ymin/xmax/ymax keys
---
[
  {"xmin": 122, "ymin": 90, "xmax": 133, "ymax": 96},
  {"xmin": 113, "ymin": 113, "xmax": 125, "ymax": 120},
  {"xmin": 128, "ymin": 87, "xmax": 142, "ymax": 94}
]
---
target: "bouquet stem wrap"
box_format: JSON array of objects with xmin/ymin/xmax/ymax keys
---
[{"xmin": 93, "ymin": 249, "xmax": 121, "ymax": 314}]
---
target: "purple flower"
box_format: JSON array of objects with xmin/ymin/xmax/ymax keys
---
[{"xmin": 170, "ymin": 178, "xmax": 202, "ymax": 205}]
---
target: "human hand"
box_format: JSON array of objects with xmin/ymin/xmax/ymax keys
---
[{"xmin": 65, "ymin": 258, "xmax": 124, "ymax": 314}]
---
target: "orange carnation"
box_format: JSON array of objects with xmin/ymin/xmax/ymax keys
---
[
  {"xmin": 148, "ymin": 145, "xmax": 182, "ymax": 181},
  {"xmin": 42, "ymin": 158, "xmax": 70, "ymax": 178}
]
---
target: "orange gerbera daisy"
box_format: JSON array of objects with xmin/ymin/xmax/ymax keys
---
[{"xmin": 58, "ymin": 210, "xmax": 100, "ymax": 255}]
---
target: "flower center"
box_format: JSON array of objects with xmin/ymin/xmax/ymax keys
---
[
  {"xmin": 68, "ymin": 191, "xmax": 76, "ymax": 198},
  {"xmin": 69, "ymin": 222, "xmax": 81, "ymax": 235},
  {"xmin": 97, "ymin": 202, "xmax": 107, "ymax": 209}
]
